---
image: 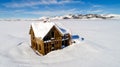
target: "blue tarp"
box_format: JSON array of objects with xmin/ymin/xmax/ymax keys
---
[
  {"xmin": 72, "ymin": 35, "xmax": 84, "ymax": 41},
  {"xmin": 72, "ymin": 35, "xmax": 79, "ymax": 39}
]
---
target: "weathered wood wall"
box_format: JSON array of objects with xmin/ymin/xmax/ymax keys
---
[{"xmin": 30, "ymin": 26, "xmax": 71, "ymax": 55}]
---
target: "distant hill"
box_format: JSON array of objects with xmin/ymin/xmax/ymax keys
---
[
  {"xmin": 0, "ymin": 14, "xmax": 120, "ymax": 21},
  {"xmin": 39, "ymin": 14, "xmax": 120, "ymax": 20}
]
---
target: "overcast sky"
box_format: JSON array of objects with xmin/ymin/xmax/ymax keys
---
[{"xmin": 0, "ymin": 0, "xmax": 120, "ymax": 19}]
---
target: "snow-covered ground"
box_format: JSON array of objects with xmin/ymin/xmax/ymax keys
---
[{"xmin": 0, "ymin": 19, "xmax": 120, "ymax": 67}]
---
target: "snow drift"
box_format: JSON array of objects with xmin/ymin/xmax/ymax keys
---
[{"xmin": 0, "ymin": 19, "xmax": 120, "ymax": 67}]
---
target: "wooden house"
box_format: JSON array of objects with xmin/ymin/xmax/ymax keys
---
[{"xmin": 29, "ymin": 22, "xmax": 71, "ymax": 55}]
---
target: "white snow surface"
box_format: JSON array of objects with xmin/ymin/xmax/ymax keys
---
[
  {"xmin": 0, "ymin": 19, "xmax": 120, "ymax": 67},
  {"xmin": 31, "ymin": 21, "xmax": 70, "ymax": 39},
  {"xmin": 31, "ymin": 22, "xmax": 55, "ymax": 39}
]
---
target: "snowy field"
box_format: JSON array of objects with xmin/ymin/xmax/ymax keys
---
[{"xmin": 0, "ymin": 19, "xmax": 120, "ymax": 67}]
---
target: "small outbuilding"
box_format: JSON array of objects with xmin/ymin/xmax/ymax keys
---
[{"xmin": 29, "ymin": 21, "xmax": 71, "ymax": 55}]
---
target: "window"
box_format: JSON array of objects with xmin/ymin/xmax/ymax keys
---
[
  {"xmin": 51, "ymin": 31, "xmax": 54, "ymax": 38},
  {"xmin": 51, "ymin": 44, "xmax": 54, "ymax": 50},
  {"xmin": 52, "ymin": 44, "xmax": 54, "ymax": 47}
]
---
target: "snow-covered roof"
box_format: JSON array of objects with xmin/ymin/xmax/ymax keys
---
[{"xmin": 31, "ymin": 22, "xmax": 70, "ymax": 39}]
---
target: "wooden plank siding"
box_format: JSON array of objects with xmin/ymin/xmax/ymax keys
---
[
  {"xmin": 29, "ymin": 25, "xmax": 71, "ymax": 55},
  {"xmin": 43, "ymin": 26, "xmax": 62, "ymax": 55}
]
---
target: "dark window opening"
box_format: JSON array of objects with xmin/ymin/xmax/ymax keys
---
[
  {"xmin": 51, "ymin": 31, "xmax": 54, "ymax": 38},
  {"xmin": 43, "ymin": 36, "xmax": 50, "ymax": 41},
  {"xmin": 62, "ymin": 40, "xmax": 68, "ymax": 48},
  {"xmin": 51, "ymin": 44, "xmax": 54, "ymax": 50}
]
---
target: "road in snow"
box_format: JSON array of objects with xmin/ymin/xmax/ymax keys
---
[{"xmin": 0, "ymin": 19, "xmax": 120, "ymax": 67}]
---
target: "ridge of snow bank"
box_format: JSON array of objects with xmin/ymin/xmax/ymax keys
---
[{"xmin": 0, "ymin": 19, "xmax": 120, "ymax": 67}]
